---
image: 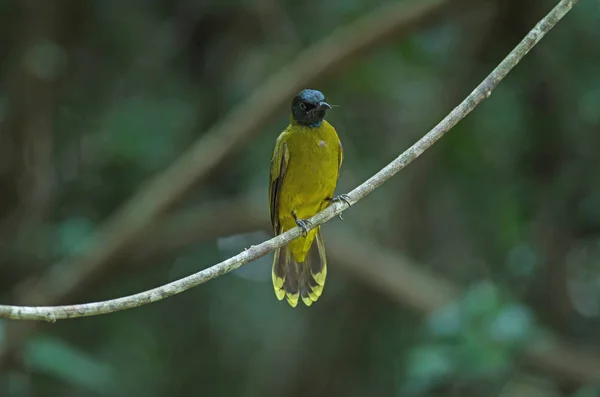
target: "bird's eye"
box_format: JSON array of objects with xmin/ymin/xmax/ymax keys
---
[{"xmin": 299, "ymin": 102, "xmax": 307, "ymax": 111}]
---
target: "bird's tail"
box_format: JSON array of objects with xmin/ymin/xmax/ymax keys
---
[{"xmin": 272, "ymin": 227, "xmax": 328, "ymax": 307}]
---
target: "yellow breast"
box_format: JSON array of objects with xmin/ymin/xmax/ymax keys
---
[{"xmin": 277, "ymin": 120, "xmax": 341, "ymax": 261}]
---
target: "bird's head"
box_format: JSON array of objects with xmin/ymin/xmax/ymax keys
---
[{"xmin": 291, "ymin": 89, "xmax": 332, "ymax": 127}]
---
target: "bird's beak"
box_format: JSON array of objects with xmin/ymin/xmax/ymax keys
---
[{"xmin": 317, "ymin": 101, "xmax": 332, "ymax": 110}]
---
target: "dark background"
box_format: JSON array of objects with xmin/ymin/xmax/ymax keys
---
[{"xmin": 0, "ymin": 0, "xmax": 599, "ymax": 396}]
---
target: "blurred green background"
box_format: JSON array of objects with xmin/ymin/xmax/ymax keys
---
[{"xmin": 1, "ymin": 0, "xmax": 599, "ymax": 396}]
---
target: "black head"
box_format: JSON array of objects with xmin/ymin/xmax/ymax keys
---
[{"xmin": 291, "ymin": 89, "xmax": 332, "ymax": 127}]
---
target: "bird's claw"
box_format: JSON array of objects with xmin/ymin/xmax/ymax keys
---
[
  {"xmin": 330, "ymin": 194, "xmax": 352, "ymax": 207},
  {"xmin": 292, "ymin": 211, "xmax": 311, "ymax": 237},
  {"xmin": 328, "ymin": 194, "xmax": 352, "ymax": 220},
  {"xmin": 296, "ymin": 219, "xmax": 311, "ymax": 237}
]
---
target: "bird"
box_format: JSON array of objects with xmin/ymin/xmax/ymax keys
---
[{"xmin": 269, "ymin": 88, "xmax": 349, "ymax": 307}]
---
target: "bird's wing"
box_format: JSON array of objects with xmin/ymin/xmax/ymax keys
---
[
  {"xmin": 269, "ymin": 131, "xmax": 290, "ymax": 234},
  {"xmin": 337, "ymin": 136, "xmax": 343, "ymax": 176}
]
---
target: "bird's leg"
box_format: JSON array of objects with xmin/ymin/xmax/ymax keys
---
[
  {"xmin": 326, "ymin": 194, "xmax": 352, "ymax": 220},
  {"xmin": 292, "ymin": 211, "xmax": 311, "ymax": 237}
]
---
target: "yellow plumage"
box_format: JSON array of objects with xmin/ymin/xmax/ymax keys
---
[{"xmin": 269, "ymin": 89, "xmax": 343, "ymax": 307}]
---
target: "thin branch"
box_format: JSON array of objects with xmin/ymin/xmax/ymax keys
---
[
  {"xmin": 0, "ymin": 0, "xmax": 579, "ymax": 321},
  {"xmin": 7, "ymin": 0, "xmax": 452, "ymax": 310}
]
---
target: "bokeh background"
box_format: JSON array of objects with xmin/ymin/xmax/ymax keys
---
[{"xmin": 1, "ymin": 0, "xmax": 599, "ymax": 396}]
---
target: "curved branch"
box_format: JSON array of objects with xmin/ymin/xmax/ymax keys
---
[
  {"xmin": 0, "ymin": 0, "xmax": 579, "ymax": 321},
  {"xmin": 8, "ymin": 0, "xmax": 453, "ymax": 311}
]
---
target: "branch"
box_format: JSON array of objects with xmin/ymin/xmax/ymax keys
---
[
  {"xmin": 6, "ymin": 0, "xmax": 453, "ymax": 311},
  {"xmin": 0, "ymin": 0, "xmax": 579, "ymax": 321}
]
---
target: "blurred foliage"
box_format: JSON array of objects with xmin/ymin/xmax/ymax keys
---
[{"xmin": 0, "ymin": 0, "xmax": 600, "ymax": 396}]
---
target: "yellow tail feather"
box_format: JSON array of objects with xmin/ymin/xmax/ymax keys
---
[{"xmin": 272, "ymin": 227, "xmax": 328, "ymax": 307}]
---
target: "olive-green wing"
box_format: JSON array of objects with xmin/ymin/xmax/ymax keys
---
[
  {"xmin": 269, "ymin": 132, "xmax": 290, "ymax": 234},
  {"xmin": 337, "ymin": 137, "xmax": 343, "ymax": 175}
]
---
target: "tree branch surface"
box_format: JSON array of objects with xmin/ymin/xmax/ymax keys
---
[{"xmin": 0, "ymin": 0, "xmax": 579, "ymax": 321}]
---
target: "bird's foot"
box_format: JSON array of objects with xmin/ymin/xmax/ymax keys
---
[
  {"xmin": 292, "ymin": 211, "xmax": 311, "ymax": 237},
  {"xmin": 330, "ymin": 194, "xmax": 352, "ymax": 207},
  {"xmin": 327, "ymin": 194, "xmax": 352, "ymax": 220}
]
